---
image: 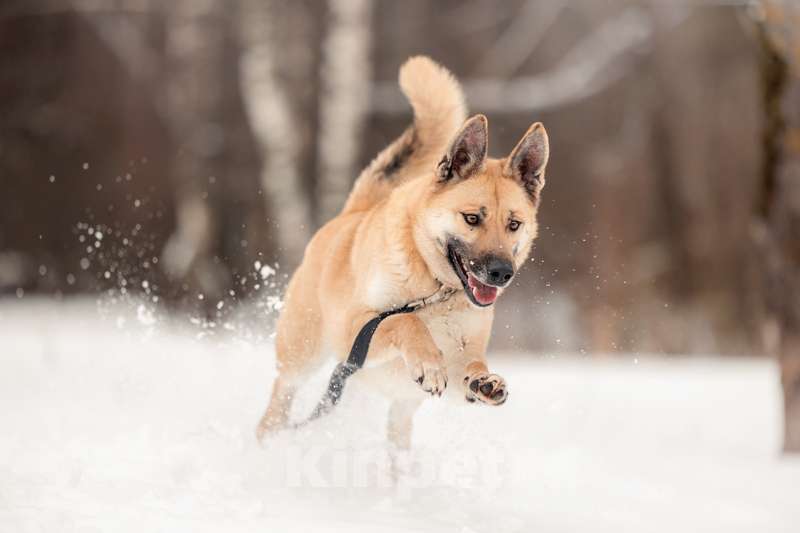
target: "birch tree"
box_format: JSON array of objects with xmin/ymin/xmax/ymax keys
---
[
  {"xmin": 238, "ymin": 0, "xmax": 314, "ymax": 267},
  {"xmin": 316, "ymin": 0, "xmax": 374, "ymax": 223}
]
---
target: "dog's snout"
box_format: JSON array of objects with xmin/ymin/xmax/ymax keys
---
[{"xmin": 486, "ymin": 256, "xmax": 514, "ymax": 287}]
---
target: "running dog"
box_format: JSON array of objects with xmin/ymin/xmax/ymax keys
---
[{"xmin": 257, "ymin": 56, "xmax": 550, "ymax": 450}]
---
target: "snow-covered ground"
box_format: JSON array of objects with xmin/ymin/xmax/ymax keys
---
[{"xmin": 1, "ymin": 298, "xmax": 799, "ymax": 533}]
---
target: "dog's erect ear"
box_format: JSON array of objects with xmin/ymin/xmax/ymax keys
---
[
  {"xmin": 437, "ymin": 114, "xmax": 488, "ymax": 182},
  {"xmin": 504, "ymin": 122, "xmax": 549, "ymax": 200}
]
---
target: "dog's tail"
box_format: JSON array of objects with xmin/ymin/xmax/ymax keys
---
[
  {"xmin": 342, "ymin": 56, "xmax": 467, "ymax": 214},
  {"xmin": 398, "ymin": 55, "xmax": 467, "ymax": 155}
]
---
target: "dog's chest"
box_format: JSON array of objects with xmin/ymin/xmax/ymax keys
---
[{"xmin": 418, "ymin": 301, "xmax": 480, "ymax": 359}]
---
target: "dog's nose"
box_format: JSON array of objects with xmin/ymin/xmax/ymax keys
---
[{"xmin": 486, "ymin": 257, "xmax": 514, "ymax": 287}]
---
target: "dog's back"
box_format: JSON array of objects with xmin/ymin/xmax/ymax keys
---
[{"xmin": 342, "ymin": 56, "xmax": 467, "ymax": 214}]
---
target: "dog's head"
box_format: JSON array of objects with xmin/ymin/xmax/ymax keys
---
[{"xmin": 414, "ymin": 115, "xmax": 550, "ymax": 307}]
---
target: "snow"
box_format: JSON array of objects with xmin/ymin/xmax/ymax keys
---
[{"xmin": 1, "ymin": 298, "xmax": 799, "ymax": 532}]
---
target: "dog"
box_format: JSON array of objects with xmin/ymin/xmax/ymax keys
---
[{"xmin": 256, "ymin": 56, "xmax": 550, "ymax": 451}]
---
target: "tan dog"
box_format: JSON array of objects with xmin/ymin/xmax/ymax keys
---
[{"xmin": 256, "ymin": 56, "xmax": 550, "ymax": 450}]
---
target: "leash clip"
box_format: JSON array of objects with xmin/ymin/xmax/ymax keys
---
[{"xmin": 407, "ymin": 283, "xmax": 457, "ymax": 311}]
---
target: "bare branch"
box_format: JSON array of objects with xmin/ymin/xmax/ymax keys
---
[
  {"xmin": 472, "ymin": 0, "xmax": 567, "ymax": 78},
  {"xmin": 77, "ymin": 0, "xmax": 161, "ymax": 84},
  {"xmin": 372, "ymin": 7, "xmax": 659, "ymax": 115}
]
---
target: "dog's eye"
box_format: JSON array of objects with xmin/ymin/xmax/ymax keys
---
[
  {"xmin": 463, "ymin": 213, "xmax": 480, "ymax": 226},
  {"xmin": 508, "ymin": 220, "xmax": 521, "ymax": 232}
]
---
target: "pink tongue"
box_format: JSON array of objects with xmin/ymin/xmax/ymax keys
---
[{"xmin": 467, "ymin": 274, "xmax": 498, "ymax": 305}]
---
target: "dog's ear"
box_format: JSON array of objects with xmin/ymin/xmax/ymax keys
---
[
  {"xmin": 437, "ymin": 115, "xmax": 488, "ymax": 182},
  {"xmin": 504, "ymin": 122, "xmax": 549, "ymax": 201}
]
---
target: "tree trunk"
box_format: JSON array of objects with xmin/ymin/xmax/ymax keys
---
[
  {"xmin": 160, "ymin": 0, "xmax": 228, "ymax": 301},
  {"xmin": 238, "ymin": 0, "xmax": 316, "ymax": 269},
  {"xmin": 754, "ymin": 0, "xmax": 800, "ymax": 452}
]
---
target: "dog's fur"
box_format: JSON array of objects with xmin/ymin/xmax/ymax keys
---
[{"xmin": 256, "ymin": 56, "xmax": 550, "ymax": 449}]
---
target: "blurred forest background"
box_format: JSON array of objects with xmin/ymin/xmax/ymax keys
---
[{"xmin": 1, "ymin": 0, "xmax": 800, "ymax": 447}]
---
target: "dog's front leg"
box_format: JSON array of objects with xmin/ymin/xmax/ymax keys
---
[
  {"xmin": 364, "ymin": 313, "xmax": 448, "ymax": 396},
  {"xmin": 457, "ymin": 327, "xmax": 508, "ymax": 406},
  {"xmin": 463, "ymin": 360, "xmax": 508, "ymax": 406}
]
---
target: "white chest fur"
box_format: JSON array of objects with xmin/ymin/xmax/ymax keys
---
[{"xmin": 418, "ymin": 298, "xmax": 485, "ymax": 364}]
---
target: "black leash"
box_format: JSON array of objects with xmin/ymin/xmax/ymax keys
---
[{"xmin": 295, "ymin": 285, "xmax": 456, "ymax": 428}]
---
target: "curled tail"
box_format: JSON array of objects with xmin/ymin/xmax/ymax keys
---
[
  {"xmin": 342, "ymin": 56, "xmax": 467, "ymax": 214},
  {"xmin": 398, "ymin": 56, "xmax": 467, "ymax": 156}
]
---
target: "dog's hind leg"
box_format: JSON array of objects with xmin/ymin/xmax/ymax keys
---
[
  {"xmin": 256, "ymin": 375, "xmax": 296, "ymax": 442},
  {"xmin": 387, "ymin": 399, "xmax": 422, "ymax": 450},
  {"xmin": 387, "ymin": 398, "xmax": 422, "ymax": 481},
  {"xmin": 256, "ymin": 339, "xmax": 326, "ymax": 441},
  {"xmin": 256, "ymin": 336, "xmax": 325, "ymax": 442},
  {"xmin": 256, "ymin": 272, "xmax": 324, "ymax": 442}
]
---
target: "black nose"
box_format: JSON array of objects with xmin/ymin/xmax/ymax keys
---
[{"xmin": 486, "ymin": 257, "xmax": 514, "ymax": 287}]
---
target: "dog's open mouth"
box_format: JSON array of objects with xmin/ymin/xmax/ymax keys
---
[{"xmin": 447, "ymin": 244, "xmax": 498, "ymax": 307}]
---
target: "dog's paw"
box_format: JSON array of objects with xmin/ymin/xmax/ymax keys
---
[
  {"xmin": 408, "ymin": 351, "xmax": 448, "ymax": 397},
  {"xmin": 464, "ymin": 372, "xmax": 507, "ymax": 405}
]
